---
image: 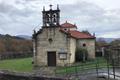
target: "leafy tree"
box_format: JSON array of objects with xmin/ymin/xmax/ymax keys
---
[
  {"xmin": 82, "ymin": 30, "xmax": 91, "ymax": 35},
  {"xmin": 0, "ymin": 40, "xmax": 6, "ymax": 53},
  {"xmin": 75, "ymin": 48, "xmax": 88, "ymax": 62},
  {"xmin": 0, "ymin": 34, "xmax": 32, "ymax": 53},
  {"xmin": 110, "ymin": 39, "xmax": 120, "ymax": 47},
  {"xmin": 96, "ymin": 38, "xmax": 108, "ymax": 49}
]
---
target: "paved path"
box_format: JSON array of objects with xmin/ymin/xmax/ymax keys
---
[
  {"xmin": 57, "ymin": 68, "xmax": 120, "ymax": 80},
  {"xmin": 97, "ymin": 68, "xmax": 120, "ymax": 80}
]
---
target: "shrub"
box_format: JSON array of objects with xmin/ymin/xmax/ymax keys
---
[{"xmin": 75, "ymin": 48, "xmax": 88, "ymax": 62}]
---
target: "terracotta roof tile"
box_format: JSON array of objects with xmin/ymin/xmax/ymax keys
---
[
  {"xmin": 60, "ymin": 29, "xmax": 95, "ymax": 39},
  {"xmin": 69, "ymin": 30, "xmax": 95, "ymax": 39},
  {"xmin": 61, "ymin": 21, "xmax": 77, "ymax": 28}
]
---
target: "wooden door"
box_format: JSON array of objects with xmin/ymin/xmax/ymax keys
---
[{"xmin": 47, "ymin": 51, "xmax": 56, "ymax": 66}]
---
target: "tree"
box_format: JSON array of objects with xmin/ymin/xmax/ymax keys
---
[
  {"xmin": 0, "ymin": 34, "xmax": 33, "ymax": 53},
  {"xmin": 96, "ymin": 38, "xmax": 108, "ymax": 49},
  {"xmin": 110, "ymin": 39, "xmax": 120, "ymax": 47},
  {"xmin": 82, "ymin": 30, "xmax": 91, "ymax": 35},
  {"xmin": 0, "ymin": 40, "xmax": 6, "ymax": 53},
  {"xmin": 75, "ymin": 48, "xmax": 88, "ymax": 62}
]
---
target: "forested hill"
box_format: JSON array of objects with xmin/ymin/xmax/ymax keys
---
[
  {"xmin": 0, "ymin": 34, "xmax": 32, "ymax": 53},
  {"xmin": 0, "ymin": 34, "xmax": 25, "ymax": 40}
]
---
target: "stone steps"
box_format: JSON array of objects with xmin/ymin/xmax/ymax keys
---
[{"xmin": 33, "ymin": 67, "xmax": 56, "ymax": 76}]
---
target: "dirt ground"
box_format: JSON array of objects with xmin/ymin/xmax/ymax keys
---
[
  {"xmin": 61, "ymin": 68, "xmax": 120, "ymax": 80},
  {"xmin": 55, "ymin": 73, "xmax": 117, "ymax": 80},
  {"xmin": 68, "ymin": 75, "xmax": 116, "ymax": 80}
]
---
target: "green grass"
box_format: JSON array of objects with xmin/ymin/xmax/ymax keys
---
[
  {"xmin": 0, "ymin": 57, "xmax": 111, "ymax": 74},
  {"xmin": 0, "ymin": 58, "xmax": 33, "ymax": 72},
  {"xmin": 55, "ymin": 57, "xmax": 111, "ymax": 74}
]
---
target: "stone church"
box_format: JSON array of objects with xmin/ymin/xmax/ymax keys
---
[{"xmin": 33, "ymin": 5, "xmax": 95, "ymax": 67}]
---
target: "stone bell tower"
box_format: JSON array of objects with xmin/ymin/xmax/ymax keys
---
[
  {"xmin": 42, "ymin": 4, "xmax": 60, "ymax": 27},
  {"xmin": 33, "ymin": 4, "xmax": 73, "ymax": 70}
]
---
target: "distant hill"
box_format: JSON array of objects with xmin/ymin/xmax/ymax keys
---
[
  {"xmin": 0, "ymin": 34, "xmax": 25, "ymax": 40},
  {"xmin": 0, "ymin": 34, "xmax": 32, "ymax": 53},
  {"xmin": 96, "ymin": 37, "xmax": 120, "ymax": 43},
  {"xmin": 0, "ymin": 34, "xmax": 32, "ymax": 40},
  {"xmin": 16, "ymin": 35, "xmax": 32, "ymax": 40}
]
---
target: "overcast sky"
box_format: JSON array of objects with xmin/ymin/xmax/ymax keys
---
[{"xmin": 0, "ymin": 0, "xmax": 120, "ymax": 38}]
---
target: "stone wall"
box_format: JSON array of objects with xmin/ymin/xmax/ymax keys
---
[
  {"xmin": 77, "ymin": 39, "xmax": 95, "ymax": 60},
  {"xmin": 0, "ymin": 52, "xmax": 32, "ymax": 60},
  {"xmin": 0, "ymin": 70, "xmax": 68, "ymax": 80},
  {"xmin": 33, "ymin": 27, "xmax": 71, "ymax": 67},
  {"xmin": 33, "ymin": 27, "xmax": 96, "ymax": 67},
  {"xmin": 69, "ymin": 38, "xmax": 76, "ymax": 63}
]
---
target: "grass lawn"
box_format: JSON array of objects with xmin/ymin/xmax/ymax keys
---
[
  {"xmin": 55, "ymin": 57, "xmax": 111, "ymax": 74},
  {"xmin": 0, "ymin": 58, "xmax": 33, "ymax": 72},
  {"xmin": 0, "ymin": 57, "xmax": 111, "ymax": 74}
]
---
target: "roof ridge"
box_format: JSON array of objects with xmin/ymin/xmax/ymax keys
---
[
  {"xmin": 69, "ymin": 30, "xmax": 95, "ymax": 39},
  {"xmin": 60, "ymin": 22, "xmax": 77, "ymax": 28}
]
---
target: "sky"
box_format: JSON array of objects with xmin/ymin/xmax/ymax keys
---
[{"xmin": 0, "ymin": 0, "xmax": 120, "ymax": 38}]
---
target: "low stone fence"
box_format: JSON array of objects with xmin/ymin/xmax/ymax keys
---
[
  {"xmin": 0, "ymin": 52, "xmax": 33, "ymax": 60},
  {"xmin": 0, "ymin": 70, "xmax": 69, "ymax": 80}
]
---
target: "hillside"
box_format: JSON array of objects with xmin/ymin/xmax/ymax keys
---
[
  {"xmin": 0, "ymin": 34, "xmax": 32, "ymax": 53},
  {"xmin": 96, "ymin": 37, "xmax": 120, "ymax": 43},
  {"xmin": 16, "ymin": 35, "xmax": 32, "ymax": 40}
]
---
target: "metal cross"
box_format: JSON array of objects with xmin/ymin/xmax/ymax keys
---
[{"xmin": 50, "ymin": 4, "xmax": 53, "ymax": 10}]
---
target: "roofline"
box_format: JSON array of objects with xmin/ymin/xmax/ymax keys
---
[{"xmin": 59, "ymin": 29, "xmax": 96, "ymax": 39}]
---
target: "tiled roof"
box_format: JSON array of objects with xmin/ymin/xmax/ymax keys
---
[
  {"xmin": 61, "ymin": 21, "xmax": 77, "ymax": 28},
  {"xmin": 60, "ymin": 29, "xmax": 95, "ymax": 39},
  {"xmin": 69, "ymin": 30, "xmax": 95, "ymax": 39}
]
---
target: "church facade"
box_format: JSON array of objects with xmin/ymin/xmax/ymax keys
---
[{"xmin": 33, "ymin": 5, "xmax": 95, "ymax": 67}]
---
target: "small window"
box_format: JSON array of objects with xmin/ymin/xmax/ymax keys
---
[
  {"xmin": 64, "ymin": 28, "xmax": 67, "ymax": 31},
  {"xmin": 83, "ymin": 43, "xmax": 86, "ymax": 47},
  {"xmin": 48, "ymin": 38, "xmax": 53, "ymax": 43}
]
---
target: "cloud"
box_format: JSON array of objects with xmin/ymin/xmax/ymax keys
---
[
  {"xmin": 0, "ymin": 0, "xmax": 119, "ymax": 38},
  {"xmin": 97, "ymin": 31, "xmax": 120, "ymax": 38},
  {"xmin": 0, "ymin": 0, "xmax": 41, "ymax": 35},
  {"xmin": 60, "ymin": 1, "xmax": 120, "ymax": 38}
]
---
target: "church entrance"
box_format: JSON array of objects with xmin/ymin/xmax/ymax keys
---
[{"xmin": 47, "ymin": 51, "xmax": 56, "ymax": 66}]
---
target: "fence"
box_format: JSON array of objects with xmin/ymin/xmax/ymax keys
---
[
  {"xmin": 55, "ymin": 47, "xmax": 120, "ymax": 80},
  {"xmin": 0, "ymin": 52, "xmax": 33, "ymax": 60},
  {"xmin": 0, "ymin": 70, "xmax": 68, "ymax": 80}
]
